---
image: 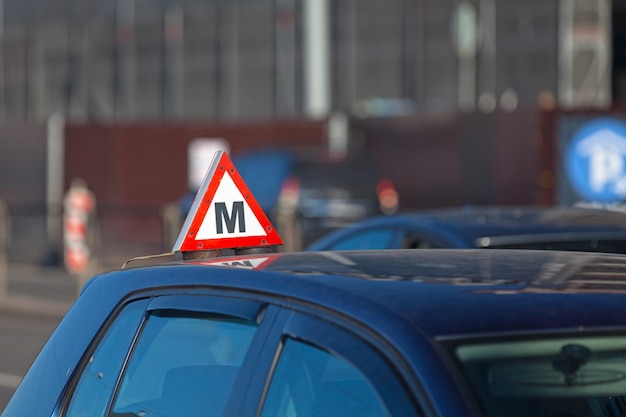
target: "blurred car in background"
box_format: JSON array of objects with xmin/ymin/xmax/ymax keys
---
[
  {"xmin": 171, "ymin": 148, "xmax": 399, "ymax": 252},
  {"xmin": 232, "ymin": 148, "xmax": 399, "ymax": 251},
  {"xmin": 306, "ymin": 206, "xmax": 626, "ymax": 253}
]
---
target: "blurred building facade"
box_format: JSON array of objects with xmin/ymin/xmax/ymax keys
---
[
  {"xmin": 1, "ymin": 0, "xmax": 625, "ymax": 265},
  {"xmin": 0, "ymin": 0, "xmax": 620, "ymax": 123}
]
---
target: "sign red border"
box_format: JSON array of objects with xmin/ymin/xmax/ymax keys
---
[{"xmin": 173, "ymin": 151, "xmax": 283, "ymax": 252}]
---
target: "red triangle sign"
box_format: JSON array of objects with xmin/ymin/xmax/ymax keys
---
[{"xmin": 172, "ymin": 150, "xmax": 283, "ymax": 252}]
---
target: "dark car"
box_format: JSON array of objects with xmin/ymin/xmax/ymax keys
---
[
  {"xmin": 7, "ymin": 249, "xmax": 626, "ymax": 417},
  {"xmin": 306, "ymin": 205, "xmax": 626, "ymax": 253},
  {"xmin": 172, "ymin": 148, "xmax": 398, "ymax": 252},
  {"xmin": 233, "ymin": 148, "xmax": 399, "ymax": 251}
]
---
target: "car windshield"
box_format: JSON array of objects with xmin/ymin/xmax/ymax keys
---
[
  {"xmin": 452, "ymin": 335, "xmax": 626, "ymax": 417},
  {"xmin": 292, "ymin": 159, "xmax": 380, "ymax": 199}
]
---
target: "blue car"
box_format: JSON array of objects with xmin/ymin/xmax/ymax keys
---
[
  {"xmin": 306, "ymin": 206, "xmax": 626, "ymax": 253},
  {"xmin": 7, "ymin": 249, "xmax": 626, "ymax": 417},
  {"xmin": 8, "ymin": 153, "xmax": 626, "ymax": 417}
]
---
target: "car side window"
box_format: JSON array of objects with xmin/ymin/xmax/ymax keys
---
[
  {"xmin": 260, "ymin": 338, "xmax": 390, "ymax": 417},
  {"xmin": 110, "ymin": 311, "xmax": 258, "ymax": 417},
  {"xmin": 403, "ymin": 232, "xmax": 446, "ymax": 249},
  {"xmin": 65, "ymin": 299, "xmax": 148, "ymax": 417},
  {"xmin": 329, "ymin": 229, "xmax": 397, "ymax": 250},
  {"xmin": 402, "ymin": 235, "xmax": 445, "ymax": 249}
]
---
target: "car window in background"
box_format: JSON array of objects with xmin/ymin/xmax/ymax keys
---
[
  {"xmin": 402, "ymin": 232, "xmax": 449, "ymax": 249},
  {"xmin": 292, "ymin": 157, "xmax": 380, "ymax": 201},
  {"xmin": 260, "ymin": 338, "xmax": 390, "ymax": 417},
  {"xmin": 111, "ymin": 312, "xmax": 258, "ymax": 417},
  {"xmin": 65, "ymin": 300, "xmax": 149, "ymax": 417}
]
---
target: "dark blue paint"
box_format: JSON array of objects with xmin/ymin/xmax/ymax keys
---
[{"xmin": 7, "ymin": 248, "xmax": 626, "ymax": 417}]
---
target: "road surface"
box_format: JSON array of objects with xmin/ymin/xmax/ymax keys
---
[{"xmin": 0, "ymin": 311, "xmax": 60, "ymax": 411}]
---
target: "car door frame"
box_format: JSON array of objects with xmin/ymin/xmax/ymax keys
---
[
  {"xmin": 55, "ymin": 290, "xmax": 283, "ymax": 417},
  {"xmin": 233, "ymin": 306, "xmax": 433, "ymax": 417}
]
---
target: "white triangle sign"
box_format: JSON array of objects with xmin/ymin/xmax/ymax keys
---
[
  {"xmin": 196, "ymin": 171, "xmax": 266, "ymax": 239},
  {"xmin": 172, "ymin": 150, "xmax": 283, "ymax": 252}
]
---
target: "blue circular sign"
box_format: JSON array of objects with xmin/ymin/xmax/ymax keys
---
[{"xmin": 565, "ymin": 118, "xmax": 626, "ymax": 203}]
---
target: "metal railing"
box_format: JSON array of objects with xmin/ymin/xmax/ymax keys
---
[{"xmin": 0, "ymin": 0, "xmax": 569, "ymax": 124}]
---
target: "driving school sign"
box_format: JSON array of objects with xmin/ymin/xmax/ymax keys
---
[
  {"xmin": 561, "ymin": 117, "xmax": 626, "ymax": 204},
  {"xmin": 172, "ymin": 150, "xmax": 283, "ymax": 252}
]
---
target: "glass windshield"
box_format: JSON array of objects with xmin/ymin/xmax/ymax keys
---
[{"xmin": 454, "ymin": 336, "xmax": 626, "ymax": 417}]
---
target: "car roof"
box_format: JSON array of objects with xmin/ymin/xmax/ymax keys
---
[{"xmin": 84, "ymin": 249, "xmax": 626, "ymax": 342}]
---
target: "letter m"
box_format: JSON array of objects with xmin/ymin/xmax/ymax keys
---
[{"xmin": 215, "ymin": 202, "xmax": 246, "ymax": 234}]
